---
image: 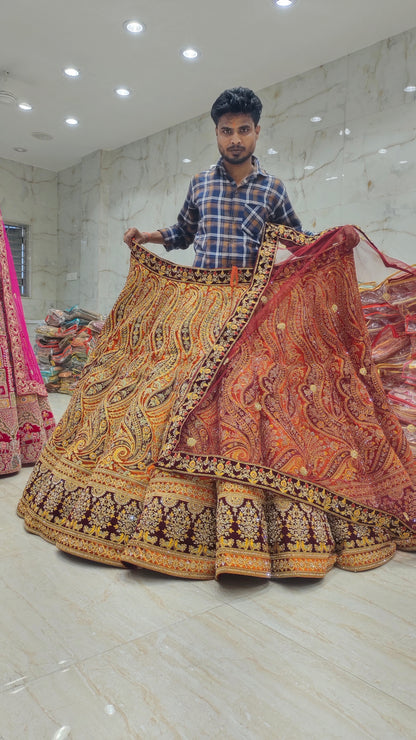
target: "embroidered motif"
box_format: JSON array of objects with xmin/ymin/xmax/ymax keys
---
[{"xmin": 17, "ymin": 224, "xmax": 416, "ymax": 579}]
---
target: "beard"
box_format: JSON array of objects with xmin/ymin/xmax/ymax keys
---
[{"xmin": 221, "ymin": 149, "xmax": 253, "ymax": 166}]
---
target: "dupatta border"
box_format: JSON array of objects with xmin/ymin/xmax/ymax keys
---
[{"xmin": 155, "ymin": 223, "xmax": 414, "ymax": 541}]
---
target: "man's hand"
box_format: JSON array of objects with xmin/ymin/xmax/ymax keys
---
[
  {"xmin": 123, "ymin": 228, "xmax": 148, "ymax": 248},
  {"xmin": 340, "ymin": 224, "xmax": 360, "ymax": 248}
]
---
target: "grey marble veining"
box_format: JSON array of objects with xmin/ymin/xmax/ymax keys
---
[
  {"xmin": 1, "ymin": 26, "xmax": 415, "ymax": 316},
  {"xmin": 0, "ymin": 157, "xmax": 58, "ymax": 321},
  {"xmin": 1, "ymin": 395, "xmax": 416, "ymax": 740}
]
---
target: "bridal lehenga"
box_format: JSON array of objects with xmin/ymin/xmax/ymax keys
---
[
  {"xmin": 17, "ymin": 224, "xmax": 416, "ymax": 578},
  {"xmin": 0, "ymin": 213, "xmax": 54, "ymax": 475}
]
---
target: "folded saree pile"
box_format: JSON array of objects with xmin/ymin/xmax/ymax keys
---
[
  {"xmin": 360, "ymin": 270, "xmax": 416, "ymax": 455},
  {"xmin": 17, "ymin": 224, "xmax": 416, "ymax": 578},
  {"xmin": 0, "ymin": 214, "xmax": 55, "ymax": 475},
  {"xmin": 35, "ymin": 306, "xmax": 104, "ymax": 393}
]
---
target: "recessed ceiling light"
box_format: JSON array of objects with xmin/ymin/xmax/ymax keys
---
[
  {"xmin": 115, "ymin": 87, "xmax": 131, "ymax": 97},
  {"xmin": 123, "ymin": 20, "xmax": 145, "ymax": 34},
  {"xmin": 378, "ymin": 148, "xmax": 387, "ymax": 154},
  {"xmin": 399, "ymin": 160, "xmax": 409, "ymax": 164},
  {"xmin": 310, "ymin": 116, "xmax": 322, "ymax": 123},
  {"xmin": 325, "ymin": 176, "xmax": 338, "ymax": 181},
  {"xmin": 65, "ymin": 117, "xmax": 79, "ymax": 126},
  {"xmin": 18, "ymin": 102, "xmax": 32, "ymax": 111},
  {"xmin": 304, "ymin": 165, "xmax": 315, "ymax": 171},
  {"xmin": 13, "ymin": 147, "xmax": 27, "ymax": 152},
  {"xmin": 182, "ymin": 48, "xmax": 199, "ymax": 61},
  {"xmin": 267, "ymin": 148, "xmax": 278, "ymax": 155},
  {"xmin": 404, "ymin": 85, "xmax": 416, "ymax": 92},
  {"xmin": 275, "ymin": 0, "xmax": 295, "ymax": 6},
  {"xmin": 182, "ymin": 158, "xmax": 192, "ymax": 163},
  {"xmin": 64, "ymin": 67, "xmax": 80, "ymax": 78}
]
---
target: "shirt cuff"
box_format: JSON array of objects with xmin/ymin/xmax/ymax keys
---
[{"xmin": 158, "ymin": 226, "xmax": 175, "ymax": 250}]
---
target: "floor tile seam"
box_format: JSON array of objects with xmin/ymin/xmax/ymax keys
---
[
  {"xmin": 0, "ymin": 604, "xmax": 225, "ymax": 694},
  {"xmin": 192, "ymin": 590, "xmax": 265, "ymax": 606},
  {"xmin": 100, "ymin": 601, "xmax": 226, "ymax": 653},
  {"xmin": 227, "ymin": 601, "xmax": 416, "ymax": 713}
]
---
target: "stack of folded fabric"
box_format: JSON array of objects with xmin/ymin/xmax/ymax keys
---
[
  {"xmin": 34, "ymin": 306, "xmax": 104, "ymax": 393},
  {"xmin": 360, "ymin": 272, "xmax": 416, "ymax": 454}
]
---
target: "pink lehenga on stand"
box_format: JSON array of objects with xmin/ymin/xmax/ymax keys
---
[{"xmin": 0, "ymin": 210, "xmax": 55, "ymax": 474}]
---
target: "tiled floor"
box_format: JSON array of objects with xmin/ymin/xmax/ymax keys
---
[{"xmin": 1, "ymin": 393, "xmax": 415, "ymax": 740}]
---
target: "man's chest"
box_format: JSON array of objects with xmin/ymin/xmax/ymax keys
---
[{"xmin": 193, "ymin": 179, "xmax": 277, "ymax": 215}]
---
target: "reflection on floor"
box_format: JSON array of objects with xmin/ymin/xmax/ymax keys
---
[{"xmin": 1, "ymin": 393, "xmax": 416, "ymax": 739}]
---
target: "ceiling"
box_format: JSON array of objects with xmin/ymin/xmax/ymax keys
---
[{"xmin": 1, "ymin": 0, "xmax": 416, "ymax": 173}]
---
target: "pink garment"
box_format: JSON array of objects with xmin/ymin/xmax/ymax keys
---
[{"xmin": 0, "ymin": 209, "xmax": 55, "ymax": 474}]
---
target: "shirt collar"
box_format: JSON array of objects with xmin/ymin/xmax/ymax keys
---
[{"xmin": 216, "ymin": 155, "xmax": 267, "ymax": 181}]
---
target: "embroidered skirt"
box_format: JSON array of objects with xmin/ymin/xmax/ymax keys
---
[{"xmin": 17, "ymin": 224, "xmax": 416, "ymax": 578}]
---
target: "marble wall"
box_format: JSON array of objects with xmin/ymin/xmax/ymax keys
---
[
  {"xmin": 2, "ymin": 27, "xmax": 415, "ymax": 320},
  {"xmin": 60, "ymin": 27, "xmax": 415, "ymax": 315},
  {"xmin": 0, "ymin": 157, "xmax": 58, "ymax": 323}
]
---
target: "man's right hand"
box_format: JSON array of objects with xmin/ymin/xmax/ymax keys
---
[{"xmin": 123, "ymin": 228, "xmax": 148, "ymax": 247}]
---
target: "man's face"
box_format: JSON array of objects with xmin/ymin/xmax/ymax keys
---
[{"xmin": 215, "ymin": 113, "xmax": 260, "ymax": 166}]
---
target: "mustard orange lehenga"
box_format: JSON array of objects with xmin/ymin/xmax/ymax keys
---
[{"xmin": 17, "ymin": 223, "xmax": 416, "ymax": 578}]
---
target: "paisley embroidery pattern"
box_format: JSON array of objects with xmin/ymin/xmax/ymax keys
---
[{"xmin": 17, "ymin": 225, "xmax": 416, "ymax": 578}]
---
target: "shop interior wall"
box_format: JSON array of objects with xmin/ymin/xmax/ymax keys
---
[{"xmin": 1, "ymin": 27, "xmax": 415, "ymax": 323}]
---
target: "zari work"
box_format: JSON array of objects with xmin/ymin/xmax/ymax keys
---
[
  {"xmin": 0, "ymin": 214, "xmax": 55, "ymax": 474},
  {"xmin": 17, "ymin": 224, "xmax": 416, "ymax": 578}
]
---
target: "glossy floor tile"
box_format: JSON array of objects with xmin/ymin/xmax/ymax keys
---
[{"xmin": 1, "ymin": 393, "xmax": 415, "ymax": 740}]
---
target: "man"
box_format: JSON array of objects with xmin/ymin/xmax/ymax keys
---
[{"xmin": 124, "ymin": 86, "xmax": 308, "ymax": 269}]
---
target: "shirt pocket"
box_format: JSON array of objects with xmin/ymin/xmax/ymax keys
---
[{"xmin": 241, "ymin": 205, "xmax": 267, "ymax": 243}]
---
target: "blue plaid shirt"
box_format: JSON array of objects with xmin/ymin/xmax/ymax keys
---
[{"xmin": 159, "ymin": 156, "xmax": 306, "ymax": 269}]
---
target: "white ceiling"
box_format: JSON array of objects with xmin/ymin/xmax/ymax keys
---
[{"xmin": 1, "ymin": 0, "xmax": 416, "ymax": 173}]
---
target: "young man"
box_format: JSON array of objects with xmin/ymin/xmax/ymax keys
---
[{"xmin": 123, "ymin": 87, "xmax": 308, "ymax": 269}]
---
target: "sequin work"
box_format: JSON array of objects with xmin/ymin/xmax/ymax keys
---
[{"xmin": 17, "ymin": 224, "xmax": 416, "ymax": 578}]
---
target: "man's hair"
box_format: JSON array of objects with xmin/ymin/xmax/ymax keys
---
[{"xmin": 210, "ymin": 87, "xmax": 263, "ymax": 126}]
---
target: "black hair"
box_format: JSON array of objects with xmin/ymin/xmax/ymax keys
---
[{"xmin": 210, "ymin": 87, "xmax": 263, "ymax": 126}]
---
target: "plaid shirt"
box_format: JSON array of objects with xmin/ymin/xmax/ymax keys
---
[{"xmin": 159, "ymin": 156, "xmax": 305, "ymax": 269}]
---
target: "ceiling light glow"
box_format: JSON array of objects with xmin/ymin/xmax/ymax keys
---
[
  {"xmin": 18, "ymin": 102, "xmax": 32, "ymax": 111},
  {"xmin": 14, "ymin": 147, "xmax": 27, "ymax": 152},
  {"xmin": 65, "ymin": 117, "xmax": 79, "ymax": 126},
  {"xmin": 64, "ymin": 67, "xmax": 80, "ymax": 77},
  {"xmin": 267, "ymin": 148, "xmax": 278, "ymax": 155},
  {"xmin": 404, "ymin": 85, "xmax": 416, "ymax": 92},
  {"xmin": 182, "ymin": 158, "xmax": 192, "ymax": 163},
  {"xmin": 124, "ymin": 20, "xmax": 145, "ymax": 34},
  {"xmin": 182, "ymin": 48, "xmax": 199, "ymax": 60},
  {"xmin": 310, "ymin": 116, "xmax": 322, "ymax": 123},
  {"xmin": 275, "ymin": 0, "xmax": 295, "ymax": 6},
  {"xmin": 378, "ymin": 148, "xmax": 387, "ymax": 154},
  {"xmin": 115, "ymin": 88, "xmax": 131, "ymax": 97},
  {"xmin": 304, "ymin": 165, "xmax": 315, "ymax": 171}
]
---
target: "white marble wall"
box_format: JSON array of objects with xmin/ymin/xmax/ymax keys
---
[
  {"xmin": 56, "ymin": 163, "xmax": 81, "ymax": 309},
  {"xmin": 3, "ymin": 27, "xmax": 415, "ymax": 321},
  {"xmin": 67, "ymin": 26, "xmax": 415, "ymax": 315},
  {"xmin": 0, "ymin": 157, "xmax": 58, "ymax": 323}
]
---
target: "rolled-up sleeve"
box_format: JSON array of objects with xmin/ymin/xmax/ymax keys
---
[{"xmin": 159, "ymin": 180, "xmax": 200, "ymax": 251}]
